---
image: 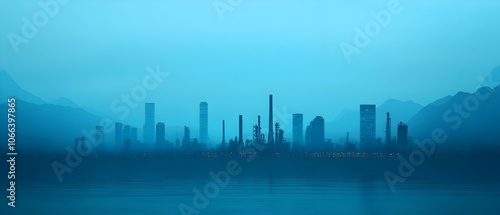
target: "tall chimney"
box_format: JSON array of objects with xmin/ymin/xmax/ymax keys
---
[
  {"xmin": 268, "ymin": 94, "xmax": 274, "ymax": 145},
  {"xmin": 258, "ymin": 115, "xmax": 261, "ymax": 131},
  {"xmin": 386, "ymin": 112, "xmax": 391, "ymax": 149},
  {"xmin": 258, "ymin": 115, "xmax": 262, "ymax": 143},
  {"xmin": 239, "ymin": 115, "xmax": 243, "ymax": 144},
  {"xmin": 222, "ymin": 120, "xmax": 226, "ymax": 146},
  {"xmin": 275, "ymin": 123, "xmax": 279, "ymax": 146}
]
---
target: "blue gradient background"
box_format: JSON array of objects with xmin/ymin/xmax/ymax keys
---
[
  {"xmin": 0, "ymin": 0, "xmax": 499, "ymax": 144},
  {"xmin": 1, "ymin": 1, "xmax": 500, "ymax": 214}
]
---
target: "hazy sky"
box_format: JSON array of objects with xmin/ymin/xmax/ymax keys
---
[{"xmin": 1, "ymin": 0, "xmax": 500, "ymax": 141}]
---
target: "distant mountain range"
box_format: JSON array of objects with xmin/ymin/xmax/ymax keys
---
[
  {"xmin": 52, "ymin": 97, "xmax": 80, "ymax": 108},
  {"xmin": 0, "ymin": 99, "xmax": 102, "ymax": 151},
  {"xmin": 0, "ymin": 69, "xmax": 101, "ymax": 151},
  {"xmin": 408, "ymin": 86, "xmax": 500, "ymax": 150},
  {"xmin": 0, "ymin": 69, "xmax": 45, "ymax": 104}
]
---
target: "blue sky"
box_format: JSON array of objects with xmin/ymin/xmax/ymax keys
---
[{"xmin": 1, "ymin": 0, "xmax": 500, "ymax": 140}]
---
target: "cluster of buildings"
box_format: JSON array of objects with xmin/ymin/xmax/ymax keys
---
[
  {"xmin": 291, "ymin": 104, "xmax": 409, "ymax": 152},
  {"xmin": 113, "ymin": 102, "xmax": 207, "ymax": 153},
  {"xmin": 75, "ymin": 94, "xmax": 411, "ymax": 153}
]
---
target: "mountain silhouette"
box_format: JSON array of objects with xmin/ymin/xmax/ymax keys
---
[
  {"xmin": 479, "ymin": 65, "xmax": 500, "ymax": 89},
  {"xmin": 407, "ymin": 86, "xmax": 500, "ymax": 150},
  {"xmin": 0, "ymin": 99, "xmax": 102, "ymax": 151},
  {"xmin": 0, "ymin": 69, "xmax": 45, "ymax": 104},
  {"xmin": 52, "ymin": 97, "xmax": 80, "ymax": 108}
]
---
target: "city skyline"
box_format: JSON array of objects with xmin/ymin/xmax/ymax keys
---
[
  {"xmin": 106, "ymin": 94, "xmax": 414, "ymax": 152},
  {"xmin": 3, "ymin": 67, "xmax": 500, "ymax": 153},
  {"xmin": 2, "ymin": 1, "xmax": 500, "ymax": 214},
  {"xmin": 2, "ymin": 1, "xmax": 500, "ymax": 135},
  {"xmin": 2, "ymin": 66, "xmax": 500, "ymax": 149}
]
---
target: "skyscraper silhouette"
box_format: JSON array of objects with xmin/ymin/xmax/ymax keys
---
[
  {"xmin": 199, "ymin": 102, "xmax": 208, "ymax": 146},
  {"xmin": 238, "ymin": 115, "xmax": 243, "ymax": 144},
  {"xmin": 156, "ymin": 122, "xmax": 166, "ymax": 150},
  {"xmin": 268, "ymin": 94, "xmax": 274, "ymax": 145},
  {"xmin": 305, "ymin": 116, "xmax": 325, "ymax": 151},
  {"xmin": 360, "ymin": 104, "xmax": 376, "ymax": 151},
  {"xmin": 123, "ymin": 125, "xmax": 131, "ymax": 142},
  {"xmin": 292, "ymin": 113, "xmax": 304, "ymax": 148},
  {"xmin": 397, "ymin": 122, "xmax": 409, "ymax": 149},
  {"xmin": 143, "ymin": 103, "xmax": 155, "ymax": 146}
]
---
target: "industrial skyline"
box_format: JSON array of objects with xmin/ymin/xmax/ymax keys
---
[
  {"xmin": 2, "ymin": 1, "xmax": 500, "ymax": 214},
  {"xmin": 89, "ymin": 94, "xmax": 415, "ymax": 154}
]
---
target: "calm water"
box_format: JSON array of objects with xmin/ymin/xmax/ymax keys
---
[{"xmin": 6, "ymin": 179, "xmax": 500, "ymax": 215}]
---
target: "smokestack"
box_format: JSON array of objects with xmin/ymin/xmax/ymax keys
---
[
  {"xmin": 258, "ymin": 115, "xmax": 261, "ymax": 130},
  {"xmin": 239, "ymin": 115, "xmax": 243, "ymax": 144},
  {"xmin": 275, "ymin": 123, "xmax": 279, "ymax": 146},
  {"xmin": 268, "ymin": 94, "xmax": 274, "ymax": 145},
  {"xmin": 222, "ymin": 120, "xmax": 226, "ymax": 145},
  {"xmin": 386, "ymin": 112, "xmax": 391, "ymax": 147}
]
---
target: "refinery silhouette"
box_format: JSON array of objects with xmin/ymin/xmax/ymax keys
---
[{"xmin": 76, "ymin": 94, "xmax": 415, "ymax": 156}]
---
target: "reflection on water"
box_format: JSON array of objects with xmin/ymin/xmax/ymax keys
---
[{"xmin": 9, "ymin": 179, "xmax": 500, "ymax": 215}]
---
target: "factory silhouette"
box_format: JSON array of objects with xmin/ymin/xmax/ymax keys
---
[{"xmin": 76, "ymin": 94, "xmax": 411, "ymax": 154}]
